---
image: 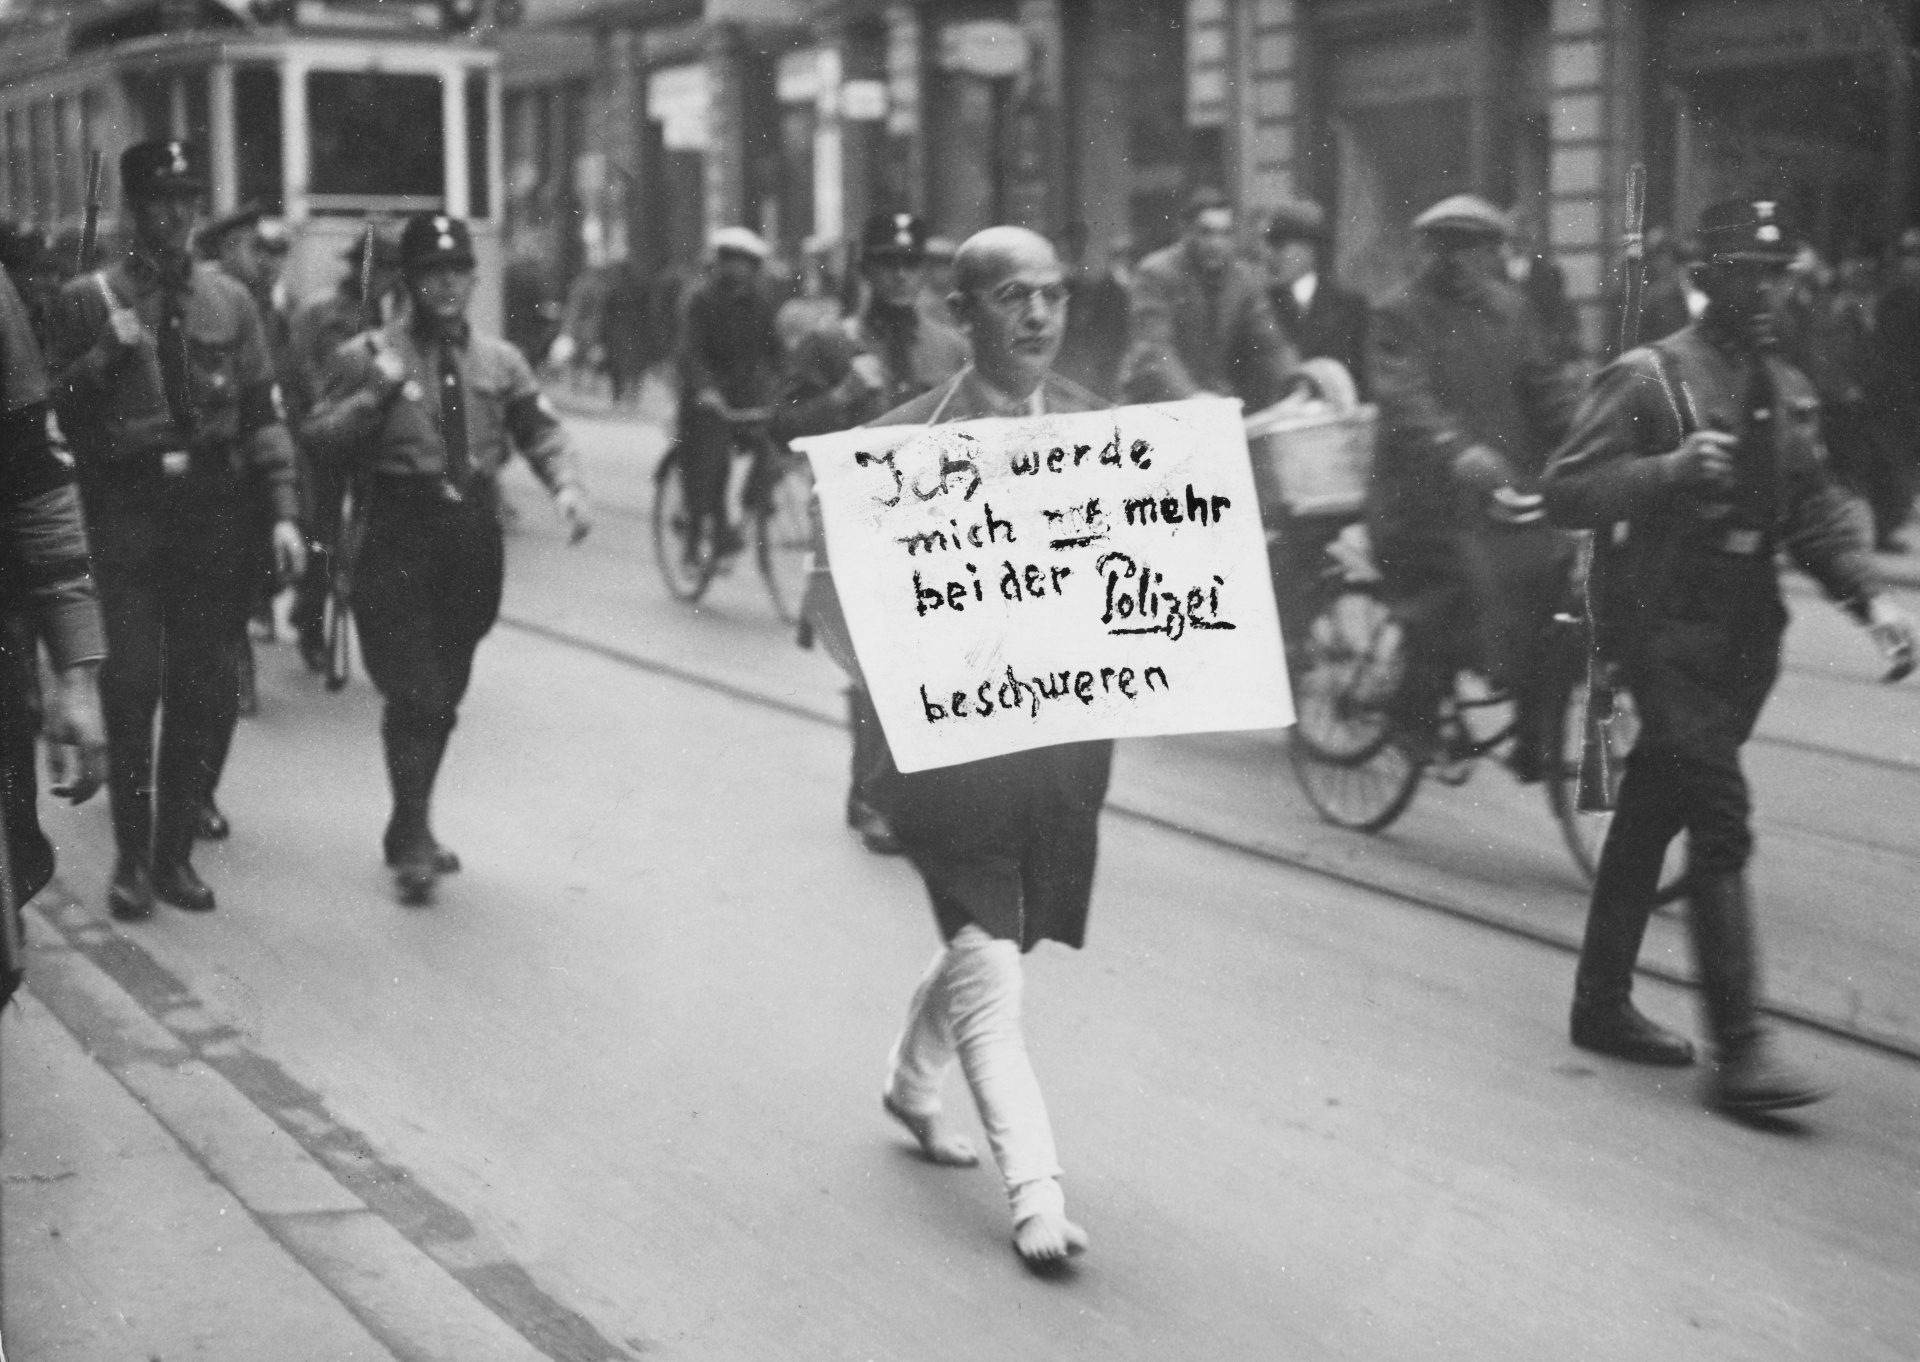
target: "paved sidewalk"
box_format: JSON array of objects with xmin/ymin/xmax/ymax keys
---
[{"xmin": 1, "ymin": 890, "xmax": 556, "ymax": 1362}]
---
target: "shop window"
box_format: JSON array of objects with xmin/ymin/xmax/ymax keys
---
[
  {"xmin": 467, "ymin": 70, "xmax": 491, "ymax": 219},
  {"xmin": 307, "ymin": 71, "xmax": 445, "ymax": 210},
  {"xmin": 235, "ymin": 66, "xmax": 284, "ymax": 213}
]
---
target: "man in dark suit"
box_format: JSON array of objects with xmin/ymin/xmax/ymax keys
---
[
  {"xmin": 1264, "ymin": 199, "xmax": 1370, "ymax": 397},
  {"xmin": 1120, "ymin": 187, "xmax": 1297, "ymax": 408}
]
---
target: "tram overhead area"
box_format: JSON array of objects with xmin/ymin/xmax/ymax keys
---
[{"xmin": 0, "ymin": 0, "xmax": 506, "ymax": 326}]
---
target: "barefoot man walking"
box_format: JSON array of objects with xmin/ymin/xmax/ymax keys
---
[{"xmin": 805, "ymin": 226, "xmax": 1110, "ymax": 1268}]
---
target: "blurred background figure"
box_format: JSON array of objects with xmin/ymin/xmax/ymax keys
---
[
  {"xmin": 1053, "ymin": 220, "xmax": 1129, "ymax": 400},
  {"xmin": 601, "ymin": 258, "xmax": 650, "ymax": 409},
  {"xmin": 1869, "ymin": 228, "xmax": 1920, "ymax": 550},
  {"xmin": 1505, "ymin": 204, "xmax": 1582, "ymax": 368},
  {"xmin": 504, "ymin": 254, "xmax": 562, "ymax": 369},
  {"xmin": 1263, "ymin": 198, "xmax": 1370, "ymax": 398}
]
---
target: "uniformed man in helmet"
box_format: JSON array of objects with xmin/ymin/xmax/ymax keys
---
[
  {"xmin": 49, "ymin": 140, "xmax": 306, "ymax": 920},
  {"xmin": 303, "ymin": 212, "xmax": 591, "ymax": 904},
  {"xmin": 781, "ymin": 210, "xmax": 968, "ymax": 856},
  {"xmin": 1544, "ymin": 198, "xmax": 1917, "ymax": 1115}
]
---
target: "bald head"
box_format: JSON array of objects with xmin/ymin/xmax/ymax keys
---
[
  {"xmin": 949, "ymin": 226, "xmax": 1068, "ymax": 397},
  {"xmin": 953, "ymin": 226, "xmax": 1059, "ymax": 295}
]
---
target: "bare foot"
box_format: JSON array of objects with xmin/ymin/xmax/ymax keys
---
[
  {"xmin": 1014, "ymin": 1212, "xmax": 1089, "ymax": 1268},
  {"xmin": 882, "ymin": 1091, "xmax": 979, "ymax": 1167}
]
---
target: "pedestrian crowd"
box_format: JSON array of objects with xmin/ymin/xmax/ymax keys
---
[{"xmin": 4, "ymin": 149, "xmax": 1918, "ymax": 1277}]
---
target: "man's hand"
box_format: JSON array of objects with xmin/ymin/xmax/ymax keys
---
[
  {"xmin": 1451, "ymin": 442, "xmax": 1515, "ymax": 495},
  {"xmin": 370, "ymin": 343, "xmax": 407, "ymax": 393},
  {"xmin": 44, "ymin": 661, "xmax": 107, "ymax": 804},
  {"xmin": 1662, "ymin": 430, "xmax": 1738, "ymax": 490},
  {"xmin": 105, "ymin": 305, "xmax": 148, "ymax": 351},
  {"xmin": 695, "ymin": 387, "xmax": 728, "ymax": 417},
  {"xmin": 848, "ymin": 354, "xmax": 886, "ymax": 392},
  {"xmin": 1866, "ymin": 596, "xmax": 1917, "ymax": 682},
  {"xmin": 272, "ymin": 519, "xmax": 308, "ymax": 581},
  {"xmin": 555, "ymin": 486, "xmax": 592, "ymax": 544}
]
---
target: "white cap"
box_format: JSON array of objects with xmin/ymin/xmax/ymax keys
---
[{"xmin": 710, "ymin": 226, "xmax": 770, "ymax": 261}]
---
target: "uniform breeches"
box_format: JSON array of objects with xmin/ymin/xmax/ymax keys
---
[
  {"xmin": 886, "ymin": 925, "xmax": 1066, "ymax": 1225},
  {"xmin": 1621, "ymin": 611, "xmax": 1781, "ymax": 876},
  {"xmin": 354, "ymin": 486, "xmax": 503, "ymax": 838},
  {"xmin": 291, "ymin": 443, "xmax": 343, "ymax": 641},
  {"xmin": 354, "ymin": 486, "xmax": 504, "ymax": 731},
  {"xmin": 87, "ymin": 483, "xmax": 254, "ymax": 860}
]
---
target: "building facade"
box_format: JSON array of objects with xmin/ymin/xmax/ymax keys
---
[{"xmin": 503, "ymin": 0, "xmax": 1920, "ymax": 350}]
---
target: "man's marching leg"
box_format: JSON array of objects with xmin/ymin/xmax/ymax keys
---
[
  {"xmin": 1569, "ymin": 752, "xmax": 1694, "ymax": 1064},
  {"xmin": 882, "ymin": 944, "xmax": 978, "ymax": 1167},
  {"xmin": 1680, "ymin": 742, "xmax": 1825, "ymax": 1113},
  {"xmin": 941, "ymin": 926, "xmax": 1085, "ymax": 1266},
  {"xmin": 92, "ymin": 524, "xmax": 163, "ymax": 920}
]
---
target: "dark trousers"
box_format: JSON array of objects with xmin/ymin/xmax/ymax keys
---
[
  {"xmin": 847, "ymin": 684, "xmax": 899, "ymax": 816},
  {"xmin": 87, "ymin": 478, "xmax": 254, "ymax": 867},
  {"xmin": 291, "ymin": 444, "xmax": 343, "ymax": 647},
  {"xmin": 0, "ymin": 613, "xmax": 52, "ymax": 904},
  {"xmin": 353, "ymin": 481, "xmax": 504, "ymax": 848},
  {"xmin": 679, "ymin": 403, "xmax": 733, "ymax": 535}
]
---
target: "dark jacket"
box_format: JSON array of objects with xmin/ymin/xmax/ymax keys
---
[
  {"xmin": 1369, "ymin": 265, "xmax": 1579, "ymax": 554},
  {"xmin": 1121, "ymin": 243, "xmax": 1296, "ymax": 408},
  {"xmin": 1269, "ymin": 274, "xmax": 1371, "ymax": 397},
  {"xmin": 776, "ymin": 300, "xmax": 968, "ymax": 442},
  {"xmin": 1543, "ymin": 325, "xmax": 1874, "ymax": 647},
  {"xmin": 0, "ymin": 269, "xmax": 103, "ymax": 671},
  {"xmin": 49, "ymin": 251, "xmax": 298, "ymax": 522},
  {"xmin": 811, "ymin": 367, "xmax": 1114, "ymax": 951},
  {"xmin": 677, "ymin": 275, "xmax": 784, "ymax": 410}
]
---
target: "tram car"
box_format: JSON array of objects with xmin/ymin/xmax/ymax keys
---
[{"xmin": 0, "ymin": 0, "xmax": 505, "ymax": 330}]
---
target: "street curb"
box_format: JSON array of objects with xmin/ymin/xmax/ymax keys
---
[{"xmin": 18, "ymin": 886, "xmax": 636, "ymax": 1362}]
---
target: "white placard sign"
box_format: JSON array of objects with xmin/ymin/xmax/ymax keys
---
[{"xmin": 796, "ymin": 397, "xmax": 1294, "ymax": 773}]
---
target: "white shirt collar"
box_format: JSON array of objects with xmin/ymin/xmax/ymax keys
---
[{"xmin": 1291, "ymin": 272, "xmax": 1318, "ymax": 310}]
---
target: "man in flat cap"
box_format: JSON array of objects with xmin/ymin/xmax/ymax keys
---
[
  {"xmin": 781, "ymin": 210, "xmax": 968, "ymax": 857},
  {"xmin": 303, "ymin": 212, "xmax": 591, "ymax": 904},
  {"xmin": 1264, "ymin": 199, "xmax": 1370, "ymax": 397},
  {"xmin": 288, "ymin": 225, "xmax": 402, "ymax": 671},
  {"xmin": 674, "ymin": 227, "xmax": 785, "ymax": 564},
  {"xmin": 1544, "ymin": 198, "xmax": 1915, "ymax": 1116},
  {"xmin": 1368, "ymin": 192, "xmax": 1581, "ymax": 774},
  {"xmin": 1120, "ymin": 186, "xmax": 1299, "ymax": 409},
  {"xmin": 49, "ymin": 140, "xmax": 306, "ymax": 919}
]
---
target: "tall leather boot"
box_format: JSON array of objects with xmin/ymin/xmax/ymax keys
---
[
  {"xmin": 1686, "ymin": 870, "xmax": 1825, "ymax": 1113},
  {"xmin": 1569, "ymin": 799, "xmax": 1694, "ymax": 1066},
  {"xmin": 383, "ymin": 710, "xmax": 455, "ymax": 902},
  {"xmin": 106, "ymin": 780, "xmax": 155, "ymax": 921}
]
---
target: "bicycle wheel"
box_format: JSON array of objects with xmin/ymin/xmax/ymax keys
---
[
  {"xmin": 1291, "ymin": 587, "xmax": 1401, "ymax": 763},
  {"xmin": 1546, "ymin": 675, "xmax": 1687, "ymax": 902},
  {"xmin": 754, "ymin": 453, "xmax": 814, "ymax": 624},
  {"xmin": 1289, "ymin": 732, "xmax": 1424, "ymax": 832},
  {"xmin": 653, "ymin": 450, "xmax": 716, "ymax": 604},
  {"xmin": 1287, "ymin": 586, "xmax": 1423, "ymax": 831}
]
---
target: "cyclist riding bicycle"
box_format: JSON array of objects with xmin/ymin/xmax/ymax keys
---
[
  {"xmin": 675, "ymin": 226, "xmax": 786, "ymax": 563},
  {"xmin": 1367, "ymin": 194, "xmax": 1583, "ymax": 776}
]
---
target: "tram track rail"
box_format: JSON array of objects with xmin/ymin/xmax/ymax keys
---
[{"xmin": 498, "ymin": 608, "xmax": 1920, "ymax": 1068}]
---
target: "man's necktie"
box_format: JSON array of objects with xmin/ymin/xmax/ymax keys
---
[
  {"xmin": 157, "ymin": 286, "xmax": 193, "ymax": 436},
  {"xmin": 438, "ymin": 342, "xmax": 471, "ymax": 485},
  {"xmin": 1734, "ymin": 352, "xmax": 1781, "ymax": 530}
]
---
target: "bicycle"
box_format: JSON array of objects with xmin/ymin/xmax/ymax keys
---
[
  {"xmin": 1284, "ymin": 520, "xmax": 1686, "ymax": 902},
  {"xmin": 652, "ymin": 401, "xmax": 814, "ymax": 623}
]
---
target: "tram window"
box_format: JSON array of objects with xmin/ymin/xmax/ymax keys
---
[
  {"xmin": 466, "ymin": 71, "xmax": 490, "ymax": 219},
  {"xmin": 4, "ymin": 111, "xmax": 24, "ymax": 218},
  {"xmin": 30, "ymin": 102, "xmax": 55, "ymax": 224},
  {"xmin": 308, "ymin": 72, "xmax": 445, "ymax": 205},
  {"xmin": 235, "ymin": 66, "xmax": 284, "ymax": 214}
]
